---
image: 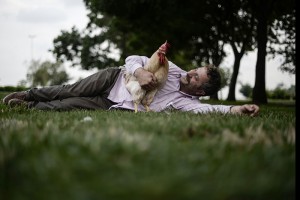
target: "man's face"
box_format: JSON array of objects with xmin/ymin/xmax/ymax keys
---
[{"xmin": 180, "ymin": 67, "xmax": 209, "ymax": 96}]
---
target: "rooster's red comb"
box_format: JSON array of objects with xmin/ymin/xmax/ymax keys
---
[{"xmin": 159, "ymin": 40, "xmax": 171, "ymax": 53}]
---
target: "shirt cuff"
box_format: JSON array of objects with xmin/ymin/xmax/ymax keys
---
[{"xmin": 130, "ymin": 63, "xmax": 143, "ymax": 75}]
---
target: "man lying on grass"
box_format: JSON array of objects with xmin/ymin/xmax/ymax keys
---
[{"xmin": 3, "ymin": 55, "xmax": 259, "ymax": 116}]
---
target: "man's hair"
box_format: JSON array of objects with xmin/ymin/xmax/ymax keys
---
[{"xmin": 200, "ymin": 64, "xmax": 221, "ymax": 96}]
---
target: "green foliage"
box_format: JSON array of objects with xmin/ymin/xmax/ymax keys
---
[
  {"xmin": 50, "ymin": 0, "xmax": 295, "ymax": 72},
  {"xmin": 51, "ymin": 0, "xmax": 234, "ymax": 70},
  {"xmin": 219, "ymin": 67, "xmax": 231, "ymax": 90},
  {"xmin": 0, "ymin": 86, "xmax": 29, "ymax": 92},
  {"xmin": 239, "ymin": 83, "xmax": 253, "ymax": 98},
  {"xmin": 26, "ymin": 60, "xmax": 70, "ymax": 87},
  {"xmin": 249, "ymin": 0, "xmax": 295, "ymax": 104},
  {"xmin": 52, "ymin": 27, "xmax": 82, "ymax": 65},
  {"xmin": 50, "ymin": 0, "xmax": 295, "ymax": 104},
  {"xmin": 239, "ymin": 82, "xmax": 295, "ymax": 100},
  {"xmin": 268, "ymin": 7, "xmax": 296, "ymax": 74},
  {"xmin": 0, "ymin": 97, "xmax": 295, "ymax": 200},
  {"xmin": 267, "ymin": 84, "xmax": 295, "ymax": 100}
]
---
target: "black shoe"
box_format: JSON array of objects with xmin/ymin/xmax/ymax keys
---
[
  {"xmin": 8, "ymin": 99, "xmax": 29, "ymax": 108},
  {"xmin": 2, "ymin": 91, "xmax": 32, "ymax": 105}
]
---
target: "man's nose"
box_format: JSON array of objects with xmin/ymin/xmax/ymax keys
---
[
  {"xmin": 187, "ymin": 73, "xmax": 193, "ymax": 79},
  {"xmin": 187, "ymin": 71, "xmax": 196, "ymax": 77}
]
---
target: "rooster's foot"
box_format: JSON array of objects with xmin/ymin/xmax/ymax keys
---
[{"xmin": 145, "ymin": 105, "xmax": 151, "ymax": 112}]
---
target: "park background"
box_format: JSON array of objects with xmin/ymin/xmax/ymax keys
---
[
  {"xmin": 0, "ymin": 1, "xmax": 295, "ymax": 199},
  {"xmin": 0, "ymin": 0, "xmax": 295, "ymax": 102}
]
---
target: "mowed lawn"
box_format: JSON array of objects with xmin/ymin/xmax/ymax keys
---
[{"xmin": 0, "ymin": 92, "xmax": 295, "ymax": 200}]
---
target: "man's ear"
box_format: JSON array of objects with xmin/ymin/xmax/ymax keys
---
[{"xmin": 196, "ymin": 90, "xmax": 205, "ymax": 96}]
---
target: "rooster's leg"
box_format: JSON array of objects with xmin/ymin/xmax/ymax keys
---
[
  {"xmin": 134, "ymin": 103, "xmax": 138, "ymax": 113},
  {"xmin": 145, "ymin": 105, "xmax": 150, "ymax": 112}
]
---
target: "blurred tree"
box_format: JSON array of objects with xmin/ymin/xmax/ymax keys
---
[
  {"xmin": 212, "ymin": 0, "xmax": 257, "ymax": 101},
  {"xmin": 219, "ymin": 67, "xmax": 231, "ymax": 91},
  {"xmin": 248, "ymin": 0, "xmax": 295, "ymax": 104},
  {"xmin": 50, "ymin": 0, "xmax": 294, "ymax": 103},
  {"xmin": 269, "ymin": 10, "xmax": 296, "ymax": 74},
  {"xmin": 51, "ymin": 0, "xmax": 228, "ymax": 71},
  {"xmin": 17, "ymin": 79, "xmax": 28, "ymax": 87},
  {"xmin": 267, "ymin": 83, "xmax": 295, "ymax": 100},
  {"xmin": 216, "ymin": 0, "xmax": 295, "ymax": 102},
  {"xmin": 26, "ymin": 60, "xmax": 70, "ymax": 87},
  {"xmin": 239, "ymin": 83, "xmax": 253, "ymax": 99},
  {"xmin": 51, "ymin": 0, "xmax": 230, "ymax": 100},
  {"xmin": 287, "ymin": 85, "xmax": 296, "ymax": 100}
]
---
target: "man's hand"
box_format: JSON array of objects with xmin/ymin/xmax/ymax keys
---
[
  {"xmin": 134, "ymin": 68, "xmax": 158, "ymax": 91},
  {"xmin": 230, "ymin": 104, "xmax": 259, "ymax": 117}
]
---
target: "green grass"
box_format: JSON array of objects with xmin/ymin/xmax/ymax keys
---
[{"xmin": 0, "ymin": 92, "xmax": 295, "ymax": 200}]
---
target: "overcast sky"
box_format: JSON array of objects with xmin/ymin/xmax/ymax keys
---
[{"xmin": 0, "ymin": 0, "xmax": 295, "ymax": 100}]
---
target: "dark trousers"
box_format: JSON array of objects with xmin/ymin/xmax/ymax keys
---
[{"xmin": 28, "ymin": 67, "xmax": 121, "ymax": 111}]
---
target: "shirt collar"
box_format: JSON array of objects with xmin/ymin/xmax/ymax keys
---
[{"xmin": 179, "ymin": 90, "xmax": 200, "ymax": 99}]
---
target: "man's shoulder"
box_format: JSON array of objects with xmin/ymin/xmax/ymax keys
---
[{"xmin": 168, "ymin": 61, "xmax": 185, "ymax": 73}]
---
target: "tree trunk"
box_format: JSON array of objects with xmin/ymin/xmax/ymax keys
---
[
  {"xmin": 210, "ymin": 93, "xmax": 219, "ymax": 100},
  {"xmin": 252, "ymin": 8, "xmax": 268, "ymax": 104},
  {"xmin": 227, "ymin": 48, "xmax": 243, "ymax": 101}
]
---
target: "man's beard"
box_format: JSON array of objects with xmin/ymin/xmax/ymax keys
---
[{"xmin": 180, "ymin": 74, "xmax": 190, "ymax": 85}]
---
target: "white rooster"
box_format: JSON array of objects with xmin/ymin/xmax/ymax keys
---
[{"xmin": 124, "ymin": 41, "xmax": 171, "ymax": 113}]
